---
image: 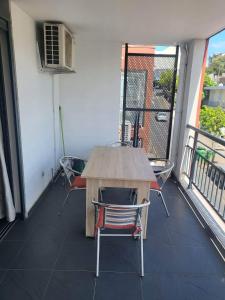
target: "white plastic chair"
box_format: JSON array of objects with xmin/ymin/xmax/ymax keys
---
[
  {"xmin": 149, "ymin": 159, "xmax": 174, "ymax": 217},
  {"xmin": 92, "ymin": 198, "xmax": 150, "ymax": 277}
]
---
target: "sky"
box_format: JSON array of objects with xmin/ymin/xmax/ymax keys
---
[
  {"xmin": 208, "ymin": 30, "xmax": 225, "ymax": 58},
  {"xmin": 155, "ymin": 45, "xmax": 176, "ymax": 55},
  {"xmin": 155, "ymin": 46, "xmax": 168, "ymax": 51}
]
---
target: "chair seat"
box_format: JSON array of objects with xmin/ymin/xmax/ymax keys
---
[
  {"xmin": 150, "ymin": 181, "xmax": 160, "ymax": 190},
  {"xmin": 71, "ymin": 176, "xmax": 86, "ymax": 188}
]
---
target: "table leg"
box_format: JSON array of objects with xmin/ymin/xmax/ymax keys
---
[
  {"xmin": 86, "ymin": 179, "xmax": 99, "ymax": 237},
  {"xmin": 136, "ymin": 182, "xmax": 150, "ymax": 239}
]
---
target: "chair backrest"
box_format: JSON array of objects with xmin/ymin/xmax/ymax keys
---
[
  {"xmin": 92, "ymin": 199, "xmax": 150, "ymax": 230},
  {"xmin": 59, "ymin": 156, "xmax": 85, "ymax": 185},
  {"xmin": 150, "ymin": 159, "xmax": 174, "ymax": 189},
  {"xmin": 110, "ymin": 141, "xmax": 132, "ymax": 147}
]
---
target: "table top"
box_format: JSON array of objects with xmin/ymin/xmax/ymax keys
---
[{"xmin": 82, "ymin": 146, "xmax": 156, "ymax": 182}]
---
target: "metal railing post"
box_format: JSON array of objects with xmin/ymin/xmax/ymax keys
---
[
  {"xmin": 188, "ymin": 131, "xmax": 199, "ymax": 189},
  {"xmin": 121, "ymin": 43, "xmax": 128, "ymax": 143},
  {"xmin": 133, "ymin": 112, "xmax": 140, "ymax": 148}
]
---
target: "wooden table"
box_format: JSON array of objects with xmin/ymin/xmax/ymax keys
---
[{"xmin": 81, "ymin": 146, "xmax": 156, "ymax": 238}]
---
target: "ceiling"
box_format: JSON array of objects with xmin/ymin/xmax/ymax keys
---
[{"xmin": 13, "ymin": 0, "xmax": 225, "ymax": 45}]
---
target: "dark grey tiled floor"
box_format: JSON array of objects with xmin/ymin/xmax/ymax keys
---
[{"xmin": 0, "ymin": 178, "xmax": 224, "ymax": 300}]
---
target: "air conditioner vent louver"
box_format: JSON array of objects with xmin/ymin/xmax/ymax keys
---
[{"xmin": 45, "ymin": 25, "xmax": 59, "ymax": 65}]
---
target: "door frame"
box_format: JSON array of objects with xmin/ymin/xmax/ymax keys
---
[{"xmin": 0, "ymin": 16, "xmax": 25, "ymax": 218}]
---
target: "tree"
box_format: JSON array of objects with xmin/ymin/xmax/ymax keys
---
[
  {"xmin": 202, "ymin": 73, "xmax": 217, "ymax": 99},
  {"xmin": 207, "ymin": 53, "xmax": 225, "ymax": 76},
  {"xmin": 200, "ymin": 105, "xmax": 225, "ymax": 136},
  {"xmin": 159, "ymin": 69, "xmax": 179, "ymax": 91}
]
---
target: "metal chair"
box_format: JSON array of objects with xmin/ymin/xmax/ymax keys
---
[
  {"xmin": 58, "ymin": 156, "xmax": 87, "ymax": 214},
  {"xmin": 60, "ymin": 156, "xmax": 87, "ymax": 191},
  {"xmin": 149, "ymin": 159, "xmax": 174, "ymax": 217},
  {"xmin": 92, "ymin": 198, "xmax": 150, "ymax": 277}
]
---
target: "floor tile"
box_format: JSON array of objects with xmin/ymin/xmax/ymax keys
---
[
  {"xmin": 0, "ymin": 270, "xmax": 51, "ymax": 300},
  {"xmin": 44, "ymin": 271, "xmax": 94, "ymax": 300},
  {"xmin": 56, "ymin": 240, "xmax": 96, "ymax": 271},
  {"xmin": 64, "ymin": 220, "xmax": 86, "ymax": 242},
  {"xmin": 142, "ymin": 273, "xmax": 225, "ymax": 300},
  {"xmin": 102, "ymin": 188, "xmax": 132, "ymax": 205},
  {"xmin": 99, "ymin": 237, "xmax": 140, "ymax": 273},
  {"xmin": 167, "ymin": 217, "xmax": 211, "ymax": 247},
  {"xmin": 95, "ymin": 272, "xmax": 142, "ymax": 300},
  {"xmin": 174, "ymin": 245, "xmax": 225, "ymax": 275},
  {"xmin": 3, "ymin": 219, "xmax": 36, "ymax": 241},
  {"xmin": 141, "ymin": 273, "xmax": 162, "ymax": 300},
  {"xmin": 163, "ymin": 273, "xmax": 225, "ymax": 300},
  {"xmin": 143, "ymin": 242, "xmax": 178, "ymax": 273},
  {"xmin": 28, "ymin": 218, "xmax": 67, "ymax": 243},
  {"xmin": 12, "ymin": 239, "xmax": 61, "ymax": 269},
  {"xmin": 0, "ymin": 241, "xmax": 24, "ymax": 269},
  {"xmin": 0, "ymin": 269, "xmax": 7, "ymax": 283},
  {"xmin": 147, "ymin": 216, "xmax": 172, "ymax": 246}
]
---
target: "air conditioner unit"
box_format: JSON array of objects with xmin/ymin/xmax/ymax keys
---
[{"xmin": 43, "ymin": 23, "xmax": 75, "ymax": 72}]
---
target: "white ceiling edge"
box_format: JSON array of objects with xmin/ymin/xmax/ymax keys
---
[{"xmin": 11, "ymin": 0, "xmax": 225, "ymax": 45}]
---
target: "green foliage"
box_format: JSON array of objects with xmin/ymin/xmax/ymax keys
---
[
  {"xmin": 202, "ymin": 73, "xmax": 217, "ymax": 99},
  {"xmin": 203, "ymin": 73, "xmax": 217, "ymax": 87},
  {"xmin": 200, "ymin": 105, "xmax": 225, "ymax": 136},
  {"xmin": 207, "ymin": 53, "xmax": 225, "ymax": 76},
  {"xmin": 159, "ymin": 70, "xmax": 173, "ymax": 90},
  {"xmin": 159, "ymin": 69, "xmax": 178, "ymax": 91}
]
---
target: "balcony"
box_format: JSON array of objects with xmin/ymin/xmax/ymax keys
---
[
  {"xmin": 0, "ymin": 0, "xmax": 225, "ymax": 299},
  {"xmin": 0, "ymin": 177, "xmax": 224, "ymax": 299}
]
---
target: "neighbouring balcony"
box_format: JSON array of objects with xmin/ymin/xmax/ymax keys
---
[{"xmin": 0, "ymin": 177, "xmax": 224, "ymax": 299}]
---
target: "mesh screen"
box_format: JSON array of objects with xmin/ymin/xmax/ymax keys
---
[
  {"xmin": 124, "ymin": 111, "xmax": 170, "ymax": 158},
  {"xmin": 126, "ymin": 55, "xmax": 176, "ymax": 110},
  {"xmin": 122, "ymin": 53, "xmax": 177, "ymax": 159}
]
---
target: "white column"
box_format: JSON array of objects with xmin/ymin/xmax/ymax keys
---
[{"xmin": 171, "ymin": 39, "xmax": 207, "ymax": 179}]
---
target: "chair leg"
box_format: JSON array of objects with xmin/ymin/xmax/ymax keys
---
[
  {"xmin": 133, "ymin": 190, "xmax": 137, "ymax": 205},
  {"xmin": 129, "ymin": 189, "xmax": 132, "ymax": 203},
  {"xmin": 140, "ymin": 229, "xmax": 144, "ymax": 277},
  {"xmin": 96, "ymin": 228, "xmax": 100, "ymax": 277},
  {"xmin": 99, "ymin": 189, "xmax": 103, "ymax": 202},
  {"xmin": 129, "ymin": 189, "xmax": 135, "ymax": 203},
  {"xmin": 129, "ymin": 189, "xmax": 137, "ymax": 205},
  {"xmin": 57, "ymin": 191, "xmax": 70, "ymax": 216},
  {"xmin": 159, "ymin": 192, "xmax": 170, "ymax": 217},
  {"xmin": 63, "ymin": 175, "xmax": 67, "ymax": 189}
]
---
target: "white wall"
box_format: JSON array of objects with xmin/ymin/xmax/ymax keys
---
[
  {"xmin": 11, "ymin": 2, "xmax": 62, "ymax": 214},
  {"xmin": 59, "ymin": 38, "xmax": 121, "ymax": 159},
  {"xmin": 52, "ymin": 74, "xmax": 63, "ymax": 170},
  {"xmin": 10, "ymin": 2, "xmax": 124, "ymax": 213}
]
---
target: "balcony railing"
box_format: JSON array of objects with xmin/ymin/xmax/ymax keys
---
[{"xmin": 184, "ymin": 124, "xmax": 225, "ymax": 222}]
